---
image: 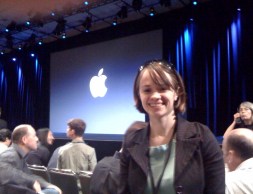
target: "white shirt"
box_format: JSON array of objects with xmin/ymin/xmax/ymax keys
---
[
  {"xmin": 226, "ymin": 158, "xmax": 253, "ymax": 194},
  {"xmin": 0, "ymin": 143, "xmax": 8, "ymax": 154}
]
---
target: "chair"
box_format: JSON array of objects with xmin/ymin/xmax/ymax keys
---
[
  {"xmin": 48, "ymin": 168, "xmax": 80, "ymax": 194},
  {"xmin": 27, "ymin": 164, "xmax": 50, "ymax": 182},
  {"xmin": 78, "ymin": 171, "xmax": 92, "ymax": 194}
]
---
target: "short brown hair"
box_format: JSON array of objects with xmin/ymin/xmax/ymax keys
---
[
  {"xmin": 67, "ymin": 118, "xmax": 86, "ymax": 136},
  {"xmin": 133, "ymin": 59, "xmax": 187, "ymax": 114}
]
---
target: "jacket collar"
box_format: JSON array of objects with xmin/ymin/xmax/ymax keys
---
[
  {"xmin": 127, "ymin": 126, "xmax": 149, "ymax": 175},
  {"xmin": 126, "ymin": 115, "xmax": 202, "ymax": 178}
]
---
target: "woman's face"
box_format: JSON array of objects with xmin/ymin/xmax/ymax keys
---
[
  {"xmin": 47, "ymin": 131, "xmax": 55, "ymax": 145},
  {"xmin": 239, "ymin": 105, "xmax": 252, "ymax": 121},
  {"xmin": 138, "ymin": 70, "xmax": 178, "ymax": 118}
]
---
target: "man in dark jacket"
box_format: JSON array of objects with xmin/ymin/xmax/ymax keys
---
[{"xmin": 0, "ymin": 124, "xmax": 62, "ymax": 194}]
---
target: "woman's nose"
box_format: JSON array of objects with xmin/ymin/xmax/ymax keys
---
[{"xmin": 151, "ymin": 91, "xmax": 161, "ymax": 99}]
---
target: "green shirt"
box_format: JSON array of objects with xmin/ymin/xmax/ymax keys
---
[{"xmin": 145, "ymin": 139, "xmax": 176, "ymax": 194}]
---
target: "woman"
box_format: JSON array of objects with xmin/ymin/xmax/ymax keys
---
[
  {"xmin": 119, "ymin": 60, "xmax": 225, "ymax": 194},
  {"xmin": 26, "ymin": 128, "xmax": 55, "ymax": 166},
  {"xmin": 224, "ymin": 101, "xmax": 253, "ymax": 138}
]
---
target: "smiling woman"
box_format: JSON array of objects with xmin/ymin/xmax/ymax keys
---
[{"xmin": 119, "ymin": 59, "xmax": 225, "ymax": 194}]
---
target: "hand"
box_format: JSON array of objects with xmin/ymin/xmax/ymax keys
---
[
  {"xmin": 47, "ymin": 185, "xmax": 62, "ymax": 194},
  {"xmin": 233, "ymin": 113, "xmax": 240, "ymax": 121},
  {"xmin": 33, "ymin": 180, "xmax": 41, "ymax": 193}
]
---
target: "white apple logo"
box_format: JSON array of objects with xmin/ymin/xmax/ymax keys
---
[{"xmin": 89, "ymin": 68, "xmax": 108, "ymax": 98}]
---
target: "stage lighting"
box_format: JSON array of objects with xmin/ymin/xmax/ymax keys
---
[
  {"xmin": 117, "ymin": 6, "xmax": 128, "ymax": 19},
  {"xmin": 61, "ymin": 32, "xmax": 66, "ymax": 39},
  {"xmin": 160, "ymin": 0, "xmax": 171, "ymax": 7},
  {"xmin": 112, "ymin": 17, "xmax": 117, "ymax": 26},
  {"xmin": 53, "ymin": 19, "xmax": 67, "ymax": 36},
  {"xmin": 132, "ymin": 0, "xmax": 142, "ymax": 11},
  {"xmin": 18, "ymin": 44, "xmax": 22, "ymax": 50},
  {"xmin": 6, "ymin": 21, "xmax": 17, "ymax": 32},
  {"xmin": 38, "ymin": 39, "xmax": 43, "ymax": 45},
  {"xmin": 82, "ymin": 16, "xmax": 92, "ymax": 32},
  {"xmin": 191, "ymin": 0, "xmax": 198, "ymax": 6},
  {"xmin": 149, "ymin": 7, "xmax": 156, "ymax": 17}
]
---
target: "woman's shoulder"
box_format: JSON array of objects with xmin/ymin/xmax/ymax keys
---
[{"xmin": 123, "ymin": 123, "xmax": 148, "ymax": 146}]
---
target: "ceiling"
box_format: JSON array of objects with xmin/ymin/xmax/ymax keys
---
[{"xmin": 0, "ymin": 0, "xmax": 208, "ymax": 53}]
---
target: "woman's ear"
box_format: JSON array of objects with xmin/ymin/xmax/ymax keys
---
[{"xmin": 174, "ymin": 93, "xmax": 178, "ymax": 101}]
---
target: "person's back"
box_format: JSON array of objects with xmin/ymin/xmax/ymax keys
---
[
  {"xmin": 57, "ymin": 118, "xmax": 97, "ymax": 172},
  {"xmin": 58, "ymin": 140, "xmax": 96, "ymax": 172},
  {"xmin": 90, "ymin": 151, "xmax": 121, "ymax": 194}
]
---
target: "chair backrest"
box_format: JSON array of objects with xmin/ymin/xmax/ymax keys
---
[
  {"xmin": 78, "ymin": 171, "xmax": 92, "ymax": 194},
  {"xmin": 27, "ymin": 164, "xmax": 51, "ymax": 182},
  {"xmin": 48, "ymin": 168, "xmax": 79, "ymax": 194}
]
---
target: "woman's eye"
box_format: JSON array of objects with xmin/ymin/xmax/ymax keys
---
[
  {"xmin": 158, "ymin": 87, "xmax": 167, "ymax": 92},
  {"xmin": 143, "ymin": 88, "xmax": 151, "ymax": 93}
]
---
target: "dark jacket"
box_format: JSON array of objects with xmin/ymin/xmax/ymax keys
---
[
  {"xmin": 119, "ymin": 116, "xmax": 225, "ymax": 194},
  {"xmin": 90, "ymin": 154, "xmax": 120, "ymax": 194},
  {"xmin": 0, "ymin": 144, "xmax": 50, "ymax": 189},
  {"xmin": 26, "ymin": 143, "xmax": 51, "ymax": 166}
]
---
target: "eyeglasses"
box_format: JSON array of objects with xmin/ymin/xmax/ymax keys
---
[{"xmin": 139, "ymin": 60, "xmax": 175, "ymax": 71}]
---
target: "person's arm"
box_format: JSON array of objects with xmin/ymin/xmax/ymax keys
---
[
  {"xmin": 224, "ymin": 113, "xmax": 240, "ymax": 138},
  {"xmin": 0, "ymin": 152, "xmax": 36, "ymax": 188},
  {"xmin": 89, "ymin": 148, "xmax": 97, "ymax": 171}
]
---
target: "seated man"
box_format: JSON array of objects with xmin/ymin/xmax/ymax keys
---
[
  {"xmin": 222, "ymin": 128, "xmax": 253, "ymax": 194},
  {"xmin": 57, "ymin": 118, "xmax": 97, "ymax": 172},
  {"xmin": 0, "ymin": 124, "xmax": 62, "ymax": 194}
]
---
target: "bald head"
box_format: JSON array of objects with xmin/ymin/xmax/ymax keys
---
[
  {"xmin": 12, "ymin": 124, "xmax": 38, "ymax": 153},
  {"xmin": 223, "ymin": 128, "xmax": 253, "ymax": 171}
]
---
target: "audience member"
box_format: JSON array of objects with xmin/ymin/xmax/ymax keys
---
[
  {"xmin": 57, "ymin": 118, "xmax": 97, "ymax": 172},
  {"xmin": 90, "ymin": 121, "xmax": 147, "ymax": 194},
  {"xmin": 90, "ymin": 153, "xmax": 120, "ymax": 194},
  {"xmin": 0, "ymin": 107, "xmax": 7, "ymax": 130},
  {"xmin": 0, "ymin": 124, "xmax": 62, "ymax": 194},
  {"xmin": 0, "ymin": 128, "xmax": 11, "ymax": 154},
  {"xmin": 47, "ymin": 146, "xmax": 62, "ymax": 169},
  {"xmin": 26, "ymin": 128, "xmax": 55, "ymax": 166},
  {"xmin": 119, "ymin": 59, "xmax": 225, "ymax": 194},
  {"xmin": 224, "ymin": 101, "xmax": 253, "ymax": 138},
  {"xmin": 222, "ymin": 128, "xmax": 253, "ymax": 194}
]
